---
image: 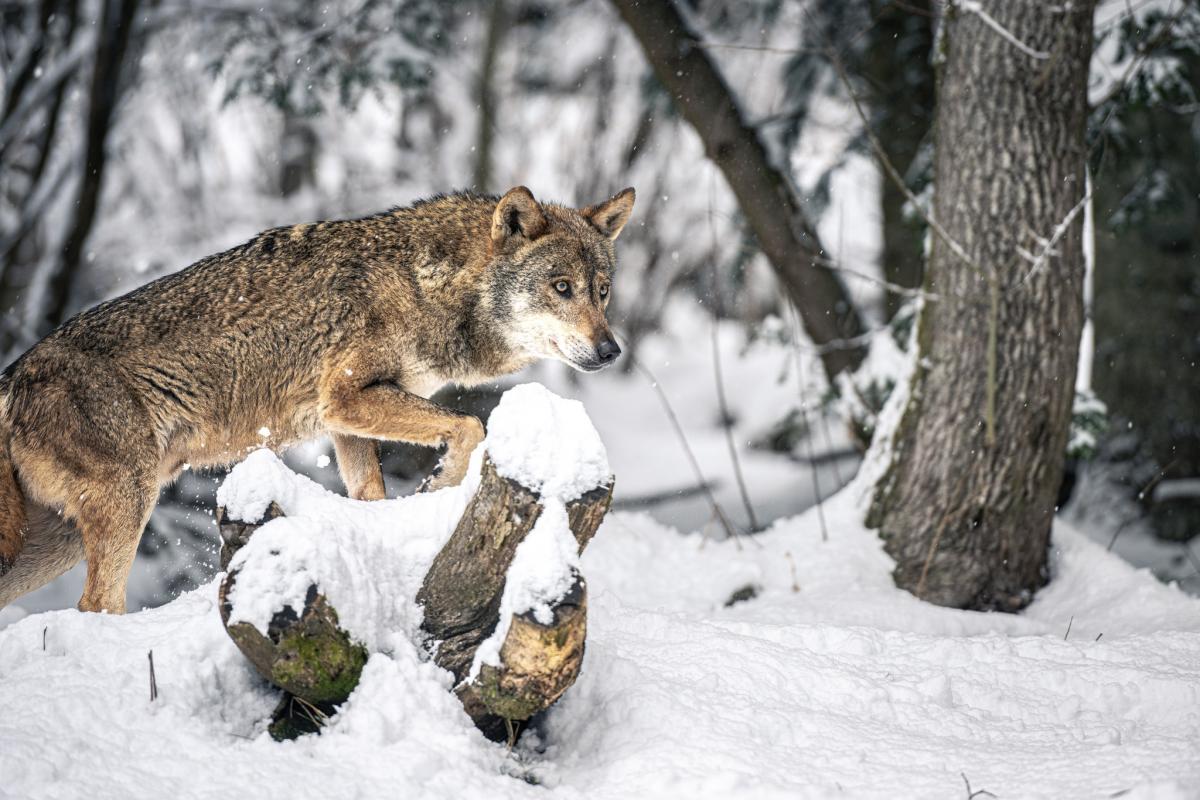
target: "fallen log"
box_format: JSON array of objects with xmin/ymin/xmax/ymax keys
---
[{"xmin": 215, "ymin": 384, "xmax": 613, "ymax": 742}]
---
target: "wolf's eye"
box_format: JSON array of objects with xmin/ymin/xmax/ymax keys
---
[
  {"xmin": 599, "ymin": 285, "xmax": 609, "ymax": 299},
  {"xmin": 554, "ymin": 280, "xmax": 571, "ymax": 296}
]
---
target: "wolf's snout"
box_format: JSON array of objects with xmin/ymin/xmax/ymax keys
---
[{"xmin": 596, "ymin": 338, "xmax": 622, "ymax": 364}]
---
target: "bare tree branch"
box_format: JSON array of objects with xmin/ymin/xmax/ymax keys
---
[{"xmin": 607, "ymin": 0, "xmax": 868, "ymax": 383}]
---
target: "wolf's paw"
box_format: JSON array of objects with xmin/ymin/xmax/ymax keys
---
[{"xmin": 416, "ymin": 463, "xmax": 445, "ymax": 494}]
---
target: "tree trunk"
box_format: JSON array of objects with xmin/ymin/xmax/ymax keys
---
[
  {"xmin": 866, "ymin": 0, "xmax": 1094, "ymax": 611},
  {"xmin": 608, "ymin": 0, "xmax": 867, "ymax": 382},
  {"xmin": 861, "ymin": 0, "xmax": 934, "ymax": 320},
  {"xmin": 43, "ymin": 0, "xmax": 140, "ymax": 332},
  {"xmin": 471, "ymin": 0, "xmax": 506, "ymax": 192}
]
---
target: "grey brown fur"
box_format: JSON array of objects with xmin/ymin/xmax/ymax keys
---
[{"xmin": 0, "ymin": 186, "xmax": 635, "ymax": 613}]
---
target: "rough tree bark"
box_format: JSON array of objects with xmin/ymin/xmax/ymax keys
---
[
  {"xmin": 866, "ymin": 0, "xmax": 1095, "ymax": 610},
  {"xmin": 608, "ymin": 0, "xmax": 867, "ymax": 381}
]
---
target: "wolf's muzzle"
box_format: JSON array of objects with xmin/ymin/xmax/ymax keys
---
[{"xmin": 595, "ymin": 337, "xmax": 622, "ymax": 366}]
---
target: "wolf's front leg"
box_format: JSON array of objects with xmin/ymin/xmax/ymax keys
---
[
  {"xmin": 320, "ymin": 364, "xmax": 484, "ymax": 493},
  {"xmin": 331, "ymin": 434, "xmax": 386, "ymax": 500}
]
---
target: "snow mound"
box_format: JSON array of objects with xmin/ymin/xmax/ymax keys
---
[{"xmin": 484, "ymin": 382, "xmax": 610, "ymax": 501}]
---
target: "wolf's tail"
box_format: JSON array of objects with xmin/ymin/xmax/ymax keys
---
[{"xmin": 0, "ymin": 375, "xmax": 25, "ymax": 576}]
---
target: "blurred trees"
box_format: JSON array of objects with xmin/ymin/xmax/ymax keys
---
[
  {"xmin": 610, "ymin": 0, "xmax": 866, "ymax": 381},
  {"xmin": 778, "ymin": 0, "xmax": 935, "ymax": 320},
  {"xmin": 1089, "ymin": 3, "xmax": 1200, "ymax": 541},
  {"xmin": 47, "ymin": 0, "xmax": 141, "ymax": 331}
]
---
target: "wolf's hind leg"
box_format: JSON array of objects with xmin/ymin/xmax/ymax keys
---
[
  {"xmin": 76, "ymin": 473, "xmax": 156, "ymax": 614},
  {"xmin": 332, "ymin": 433, "xmax": 386, "ymax": 500}
]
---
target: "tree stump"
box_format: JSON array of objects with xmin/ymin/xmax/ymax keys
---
[
  {"xmin": 216, "ymin": 457, "xmax": 612, "ymax": 742},
  {"xmin": 216, "ymin": 504, "xmax": 368, "ymax": 740}
]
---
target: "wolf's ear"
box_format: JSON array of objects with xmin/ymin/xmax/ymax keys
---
[
  {"xmin": 582, "ymin": 187, "xmax": 635, "ymax": 240},
  {"xmin": 491, "ymin": 186, "xmax": 547, "ymax": 248}
]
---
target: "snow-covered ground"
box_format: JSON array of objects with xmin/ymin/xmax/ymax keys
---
[{"xmin": 2, "ymin": 385, "xmax": 1198, "ymax": 799}]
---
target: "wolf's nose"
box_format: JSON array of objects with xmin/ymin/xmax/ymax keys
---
[{"xmin": 596, "ymin": 338, "xmax": 622, "ymax": 363}]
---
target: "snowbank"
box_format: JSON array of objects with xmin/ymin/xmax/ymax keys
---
[{"xmin": 2, "ymin": 385, "xmax": 1199, "ymax": 799}]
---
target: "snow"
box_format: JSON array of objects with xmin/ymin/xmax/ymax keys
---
[
  {"xmin": 4, "ymin": 385, "xmax": 1200, "ymax": 799},
  {"xmin": 470, "ymin": 501, "xmax": 581, "ymax": 681},
  {"xmin": 484, "ymin": 383, "xmax": 610, "ymax": 502},
  {"xmin": 218, "ymin": 446, "xmax": 480, "ymax": 652},
  {"xmin": 219, "ymin": 384, "xmax": 603, "ymax": 653}
]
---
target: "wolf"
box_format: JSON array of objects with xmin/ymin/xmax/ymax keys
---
[{"xmin": 0, "ymin": 185, "xmax": 634, "ymax": 614}]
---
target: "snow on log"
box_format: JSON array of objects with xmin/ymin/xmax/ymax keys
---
[
  {"xmin": 419, "ymin": 384, "xmax": 614, "ymax": 739},
  {"xmin": 213, "ymin": 383, "xmax": 612, "ymax": 741},
  {"xmin": 216, "ymin": 503, "xmax": 364, "ymax": 714}
]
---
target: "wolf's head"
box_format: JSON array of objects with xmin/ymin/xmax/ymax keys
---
[{"xmin": 487, "ymin": 186, "xmax": 635, "ymax": 373}]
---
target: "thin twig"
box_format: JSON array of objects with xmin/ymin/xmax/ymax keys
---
[
  {"xmin": 784, "ymin": 551, "xmax": 801, "ymax": 593},
  {"xmin": 148, "ymin": 650, "xmax": 158, "ymax": 701},
  {"xmin": 620, "ymin": 341, "xmax": 743, "ymax": 544},
  {"xmin": 693, "ymin": 40, "xmax": 823, "ymax": 56},
  {"xmin": 787, "ymin": 302, "xmax": 830, "ymax": 543},
  {"xmin": 1064, "ymin": 615, "xmax": 1074, "ymax": 641},
  {"xmin": 707, "ymin": 173, "xmax": 760, "ymax": 533},
  {"xmin": 1015, "ymin": 191, "xmax": 1091, "ymax": 287},
  {"xmin": 818, "ymin": 259, "xmax": 940, "ymax": 301},
  {"xmin": 961, "ymin": 772, "xmax": 998, "ymax": 799},
  {"xmin": 504, "ymin": 717, "xmax": 520, "ymax": 750},
  {"xmin": 712, "ymin": 318, "xmax": 760, "ymax": 532},
  {"xmin": 813, "ymin": 21, "xmax": 982, "ymax": 276}
]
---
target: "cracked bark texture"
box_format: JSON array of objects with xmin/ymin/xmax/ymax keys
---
[{"xmin": 867, "ymin": 0, "xmax": 1095, "ymax": 611}]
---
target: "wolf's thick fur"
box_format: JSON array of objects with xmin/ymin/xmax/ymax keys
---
[{"xmin": 0, "ymin": 186, "xmax": 634, "ymax": 613}]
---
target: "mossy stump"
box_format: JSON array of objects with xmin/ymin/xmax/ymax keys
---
[
  {"xmin": 217, "ymin": 504, "xmax": 367, "ymax": 740},
  {"xmin": 454, "ymin": 575, "xmax": 589, "ymax": 741}
]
